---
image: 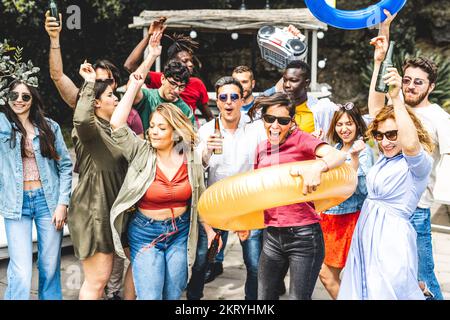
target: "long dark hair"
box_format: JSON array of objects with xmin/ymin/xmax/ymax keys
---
[
  {"xmin": 326, "ymin": 103, "xmax": 368, "ymax": 145},
  {"xmin": 2, "ymin": 81, "xmax": 60, "ymax": 160}
]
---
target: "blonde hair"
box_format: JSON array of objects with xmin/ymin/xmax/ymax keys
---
[
  {"xmin": 366, "ymin": 105, "xmax": 434, "ymax": 154},
  {"xmin": 147, "ymin": 103, "xmax": 198, "ymax": 150}
]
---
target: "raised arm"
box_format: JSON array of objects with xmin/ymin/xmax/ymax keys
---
[
  {"xmin": 111, "ymin": 73, "xmax": 145, "ymax": 130},
  {"xmin": 368, "ymin": 10, "xmax": 396, "ymax": 117},
  {"xmin": 123, "ymin": 19, "xmax": 167, "ymax": 73},
  {"xmin": 45, "ymin": 11, "xmax": 79, "ymax": 109},
  {"xmin": 129, "ymin": 31, "xmax": 163, "ymax": 106},
  {"xmin": 73, "ymin": 62, "xmax": 97, "ymax": 142},
  {"xmin": 384, "ymin": 67, "xmax": 421, "ymax": 156}
]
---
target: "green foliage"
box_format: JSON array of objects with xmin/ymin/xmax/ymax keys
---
[
  {"xmin": 0, "ymin": 40, "xmax": 40, "ymax": 105},
  {"xmin": 361, "ymin": 49, "xmax": 450, "ymax": 111}
]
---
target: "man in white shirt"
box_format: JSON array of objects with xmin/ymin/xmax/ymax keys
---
[{"xmin": 186, "ymin": 76, "xmax": 266, "ymax": 300}]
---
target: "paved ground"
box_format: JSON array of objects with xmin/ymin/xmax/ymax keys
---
[{"xmin": 0, "ymin": 203, "xmax": 448, "ymax": 300}]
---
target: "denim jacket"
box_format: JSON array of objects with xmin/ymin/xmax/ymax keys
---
[
  {"xmin": 0, "ymin": 112, "xmax": 73, "ymax": 220},
  {"xmin": 325, "ymin": 142, "xmax": 374, "ymax": 215}
]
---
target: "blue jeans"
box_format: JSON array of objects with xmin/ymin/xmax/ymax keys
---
[
  {"xmin": 410, "ymin": 207, "xmax": 444, "ymax": 300},
  {"xmin": 128, "ymin": 210, "xmax": 190, "ymax": 300},
  {"xmin": 258, "ymin": 224, "xmax": 324, "ymax": 300},
  {"xmin": 187, "ymin": 227, "xmax": 262, "ymax": 300},
  {"xmin": 3, "ymin": 188, "xmax": 63, "ymax": 300},
  {"xmin": 215, "ymin": 230, "xmax": 229, "ymax": 263}
]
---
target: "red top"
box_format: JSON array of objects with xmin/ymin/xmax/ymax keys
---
[
  {"xmin": 254, "ymin": 129, "xmax": 327, "ymax": 227},
  {"xmin": 138, "ymin": 162, "xmax": 192, "ymax": 210},
  {"xmin": 127, "ymin": 108, "xmax": 144, "ymax": 135},
  {"xmin": 146, "ymin": 71, "xmax": 209, "ymax": 122}
]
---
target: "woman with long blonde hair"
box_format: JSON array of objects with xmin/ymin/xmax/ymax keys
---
[
  {"xmin": 338, "ymin": 67, "xmax": 433, "ymax": 300},
  {"xmin": 109, "ymin": 72, "xmax": 205, "ymax": 300}
]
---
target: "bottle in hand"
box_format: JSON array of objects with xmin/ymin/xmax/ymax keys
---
[
  {"xmin": 207, "ymin": 230, "xmax": 222, "ymax": 263},
  {"xmin": 213, "ymin": 116, "xmax": 223, "ymax": 155},
  {"xmin": 49, "ymin": 0, "xmax": 60, "ymax": 26},
  {"xmin": 375, "ymin": 41, "xmax": 395, "ymax": 93}
]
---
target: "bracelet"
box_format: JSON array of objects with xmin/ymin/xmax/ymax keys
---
[
  {"xmin": 318, "ymin": 158, "xmax": 329, "ymax": 172},
  {"xmin": 50, "ymin": 45, "xmax": 60, "ymax": 49}
]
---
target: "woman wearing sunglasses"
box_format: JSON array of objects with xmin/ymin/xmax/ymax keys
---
[
  {"xmin": 318, "ymin": 103, "xmax": 374, "ymax": 299},
  {"xmin": 108, "ymin": 72, "xmax": 204, "ymax": 300},
  {"xmin": 338, "ymin": 67, "xmax": 434, "ymax": 300},
  {"xmin": 248, "ymin": 92, "xmax": 346, "ymax": 300},
  {"xmin": 0, "ymin": 80, "xmax": 72, "ymax": 299}
]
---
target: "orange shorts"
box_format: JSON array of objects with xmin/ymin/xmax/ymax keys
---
[{"xmin": 319, "ymin": 211, "xmax": 360, "ymax": 269}]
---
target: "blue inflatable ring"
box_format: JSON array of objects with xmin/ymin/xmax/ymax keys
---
[{"xmin": 305, "ymin": 0, "xmax": 407, "ymax": 30}]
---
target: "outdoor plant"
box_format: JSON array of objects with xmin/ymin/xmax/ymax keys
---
[{"xmin": 0, "ymin": 39, "xmax": 40, "ymax": 106}]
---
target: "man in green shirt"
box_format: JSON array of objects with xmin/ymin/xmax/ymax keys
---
[{"xmin": 132, "ymin": 60, "xmax": 195, "ymax": 132}]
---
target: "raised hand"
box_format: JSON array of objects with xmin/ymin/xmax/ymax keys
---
[
  {"xmin": 383, "ymin": 67, "xmax": 402, "ymax": 99},
  {"xmin": 148, "ymin": 31, "xmax": 163, "ymax": 57},
  {"xmin": 370, "ymin": 35, "xmax": 388, "ymax": 63},
  {"xmin": 79, "ymin": 61, "xmax": 96, "ymax": 82},
  {"xmin": 45, "ymin": 10, "xmax": 62, "ymax": 39},
  {"xmin": 148, "ymin": 16, "xmax": 167, "ymax": 36}
]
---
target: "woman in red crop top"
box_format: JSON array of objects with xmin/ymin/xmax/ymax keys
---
[
  {"xmin": 109, "ymin": 68, "xmax": 206, "ymax": 300},
  {"xmin": 248, "ymin": 93, "xmax": 346, "ymax": 300}
]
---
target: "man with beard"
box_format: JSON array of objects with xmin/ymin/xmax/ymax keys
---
[
  {"xmin": 369, "ymin": 29, "xmax": 449, "ymax": 299},
  {"xmin": 232, "ymin": 66, "xmax": 256, "ymax": 113}
]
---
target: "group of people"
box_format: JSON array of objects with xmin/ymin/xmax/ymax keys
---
[{"xmin": 0, "ymin": 10, "xmax": 448, "ymax": 301}]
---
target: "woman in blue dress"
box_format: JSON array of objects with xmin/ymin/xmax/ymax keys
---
[{"xmin": 338, "ymin": 67, "xmax": 434, "ymax": 300}]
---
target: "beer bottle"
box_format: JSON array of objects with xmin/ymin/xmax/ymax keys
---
[
  {"xmin": 213, "ymin": 116, "xmax": 223, "ymax": 155},
  {"xmin": 207, "ymin": 230, "xmax": 222, "ymax": 263},
  {"xmin": 49, "ymin": 0, "xmax": 60, "ymax": 27},
  {"xmin": 375, "ymin": 41, "xmax": 395, "ymax": 93}
]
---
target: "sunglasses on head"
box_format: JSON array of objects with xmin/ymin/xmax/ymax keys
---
[
  {"xmin": 7, "ymin": 91, "xmax": 32, "ymax": 102},
  {"xmin": 402, "ymin": 77, "xmax": 427, "ymax": 87},
  {"xmin": 218, "ymin": 93, "xmax": 240, "ymax": 102},
  {"xmin": 371, "ymin": 130, "xmax": 398, "ymax": 141},
  {"xmin": 263, "ymin": 114, "xmax": 292, "ymax": 126},
  {"xmin": 337, "ymin": 102, "xmax": 354, "ymax": 111}
]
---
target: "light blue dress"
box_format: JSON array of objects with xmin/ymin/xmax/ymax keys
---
[{"xmin": 338, "ymin": 149, "xmax": 432, "ymax": 300}]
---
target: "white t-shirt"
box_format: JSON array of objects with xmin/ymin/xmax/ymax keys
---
[
  {"xmin": 198, "ymin": 112, "xmax": 267, "ymax": 187},
  {"xmin": 414, "ymin": 103, "xmax": 450, "ymax": 208}
]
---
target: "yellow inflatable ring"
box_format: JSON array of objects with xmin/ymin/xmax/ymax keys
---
[{"xmin": 198, "ymin": 161, "xmax": 357, "ymax": 231}]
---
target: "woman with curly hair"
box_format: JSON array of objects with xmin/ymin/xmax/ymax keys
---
[{"xmin": 338, "ymin": 67, "xmax": 434, "ymax": 300}]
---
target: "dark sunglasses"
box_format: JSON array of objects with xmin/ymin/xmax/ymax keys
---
[
  {"xmin": 7, "ymin": 91, "xmax": 32, "ymax": 102},
  {"xmin": 371, "ymin": 130, "xmax": 398, "ymax": 142},
  {"xmin": 218, "ymin": 93, "xmax": 240, "ymax": 102},
  {"xmin": 166, "ymin": 78, "xmax": 186, "ymax": 90},
  {"xmin": 263, "ymin": 114, "xmax": 292, "ymax": 126},
  {"xmin": 402, "ymin": 77, "xmax": 427, "ymax": 87}
]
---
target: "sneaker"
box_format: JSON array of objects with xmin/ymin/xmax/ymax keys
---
[{"xmin": 205, "ymin": 262, "xmax": 223, "ymax": 284}]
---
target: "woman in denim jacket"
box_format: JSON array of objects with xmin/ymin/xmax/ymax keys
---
[
  {"xmin": 318, "ymin": 103, "xmax": 374, "ymax": 299},
  {"xmin": 0, "ymin": 80, "xmax": 72, "ymax": 300},
  {"xmin": 109, "ymin": 70, "xmax": 205, "ymax": 300}
]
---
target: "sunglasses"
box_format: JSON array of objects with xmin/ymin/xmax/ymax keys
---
[
  {"xmin": 7, "ymin": 91, "xmax": 32, "ymax": 102},
  {"xmin": 263, "ymin": 114, "xmax": 292, "ymax": 126},
  {"xmin": 402, "ymin": 77, "xmax": 427, "ymax": 87},
  {"xmin": 166, "ymin": 78, "xmax": 186, "ymax": 91},
  {"xmin": 337, "ymin": 102, "xmax": 354, "ymax": 110},
  {"xmin": 218, "ymin": 93, "xmax": 240, "ymax": 102},
  {"xmin": 371, "ymin": 130, "xmax": 398, "ymax": 141}
]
